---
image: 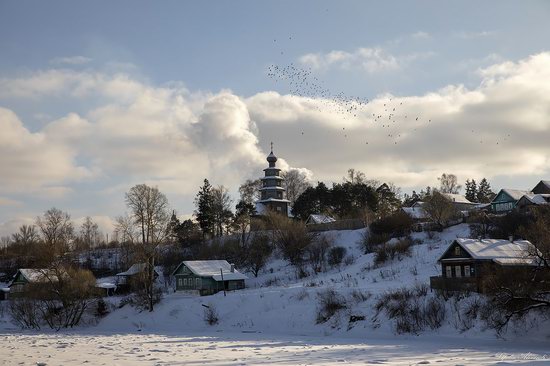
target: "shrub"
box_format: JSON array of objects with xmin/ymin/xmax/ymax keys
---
[
  {"xmin": 315, "ymin": 288, "xmax": 347, "ymax": 324},
  {"xmin": 370, "ymin": 211, "xmax": 413, "ymax": 238},
  {"xmin": 95, "ymin": 299, "xmax": 110, "ymax": 318},
  {"xmin": 203, "ymin": 303, "xmax": 219, "ymax": 326},
  {"xmin": 9, "ymin": 298, "xmax": 41, "ymax": 330},
  {"xmin": 373, "ymin": 284, "xmax": 446, "ymax": 334},
  {"xmin": 327, "ymin": 246, "xmax": 347, "ymax": 267},
  {"xmin": 374, "ymin": 238, "xmax": 413, "ymax": 265}
]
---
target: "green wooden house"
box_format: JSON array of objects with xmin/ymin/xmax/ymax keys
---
[
  {"xmin": 9, "ymin": 268, "xmax": 65, "ymax": 294},
  {"xmin": 490, "ymin": 189, "xmax": 530, "ymax": 213},
  {"xmin": 172, "ymin": 260, "xmax": 247, "ymax": 296}
]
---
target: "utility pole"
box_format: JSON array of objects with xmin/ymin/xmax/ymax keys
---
[{"xmin": 220, "ymin": 268, "xmax": 226, "ymax": 297}]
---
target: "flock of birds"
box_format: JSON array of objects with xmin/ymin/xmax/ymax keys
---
[{"xmin": 265, "ymin": 36, "xmax": 511, "ymax": 147}]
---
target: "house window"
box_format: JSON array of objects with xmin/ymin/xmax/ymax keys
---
[
  {"xmin": 455, "ymin": 265, "xmax": 462, "ymax": 278},
  {"xmin": 454, "ymin": 246, "xmax": 461, "ymax": 256},
  {"xmin": 464, "ymin": 265, "xmax": 471, "ymax": 277},
  {"xmin": 196, "ymin": 278, "xmax": 201, "ymax": 288},
  {"xmin": 276, "ymin": 206, "xmax": 282, "ymax": 212},
  {"xmin": 445, "ymin": 266, "xmax": 452, "ymax": 278}
]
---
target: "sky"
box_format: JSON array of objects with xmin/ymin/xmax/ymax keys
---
[{"xmin": 1, "ymin": 1, "xmax": 550, "ymax": 237}]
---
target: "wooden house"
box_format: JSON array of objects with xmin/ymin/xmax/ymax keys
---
[
  {"xmin": 116, "ymin": 263, "xmax": 160, "ymax": 291},
  {"xmin": 172, "ymin": 260, "xmax": 247, "ymax": 296},
  {"xmin": 532, "ymin": 180, "xmax": 550, "ymax": 194},
  {"xmin": 8, "ymin": 268, "xmax": 67, "ymax": 295},
  {"xmin": 490, "ymin": 189, "xmax": 531, "ymax": 213},
  {"xmin": 516, "ymin": 193, "xmax": 550, "ymax": 211},
  {"xmin": 430, "ymin": 238, "xmax": 539, "ymax": 293},
  {"xmin": 305, "ymin": 214, "xmax": 336, "ymax": 226},
  {"xmin": 442, "ymin": 193, "xmax": 477, "ymax": 211}
]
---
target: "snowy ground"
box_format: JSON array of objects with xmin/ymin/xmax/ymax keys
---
[
  {"xmin": 1, "ymin": 330, "xmax": 549, "ymax": 365},
  {"xmin": 1, "ymin": 224, "xmax": 549, "ymax": 365}
]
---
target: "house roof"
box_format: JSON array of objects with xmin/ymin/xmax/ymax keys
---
[
  {"xmin": 519, "ymin": 193, "xmax": 550, "ymax": 205},
  {"xmin": 401, "ymin": 206, "xmax": 428, "ymax": 219},
  {"xmin": 116, "ymin": 263, "xmax": 160, "ymax": 277},
  {"xmin": 13, "ymin": 268, "xmax": 66, "ymax": 284},
  {"xmin": 177, "ymin": 260, "xmax": 248, "ymax": 281},
  {"xmin": 497, "ymin": 189, "xmax": 532, "ymax": 202},
  {"xmin": 441, "ymin": 238, "xmax": 539, "ymax": 266},
  {"xmin": 306, "ymin": 214, "xmax": 336, "ymax": 225},
  {"xmin": 442, "ymin": 193, "xmax": 474, "ymax": 204}
]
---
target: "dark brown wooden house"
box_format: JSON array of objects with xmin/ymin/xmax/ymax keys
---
[{"xmin": 430, "ymin": 238, "xmax": 539, "ymax": 293}]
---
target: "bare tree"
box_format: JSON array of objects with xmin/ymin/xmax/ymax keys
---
[
  {"xmin": 423, "ymin": 192, "xmax": 457, "ymax": 230},
  {"xmin": 125, "ymin": 184, "xmax": 170, "ymax": 312},
  {"xmin": 343, "ymin": 168, "xmax": 366, "ymax": 185},
  {"xmin": 238, "ymin": 179, "xmax": 262, "ymax": 205},
  {"xmin": 438, "ymin": 173, "xmax": 462, "ymax": 194},
  {"xmin": 282, "ymin": 168, "xmax": 311, "ymax": 206},
  {"xmin": 211, "ymin": 185, "xmax": 233, "ymax": 237},
  {"xmin": 77, "ymin": 217, "xmax": 102, "ymax": 251},
  {"xmin": 35, "ymin": 208, "xmax": 74, "ymax": 263}
]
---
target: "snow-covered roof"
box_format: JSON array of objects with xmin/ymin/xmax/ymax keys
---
[
  {"xmin": 442, "ymin": 193, "xmax": 475, "ymax": 204},
  {"xmin": 1, "ymin": 287, "xmax": 10, "ymax": 292},
  {"xmin": 306, "ymin": 214, "xmax": 336, "ymax": 225},
  {"xmin": 14, "ymin": 268, "xmax": 65, "ymax": 284},
  {"xmin": 500, "ymin": 189, "xmax": 532, "ymax": 201},
  {"xmin": 519, "ymin": 193, "xmax": 550, "ymax": 205},
  {"xmin": 116, "ymin": 263, "xmax": 160, "ymax": 277},
  {"xmin": 401, "ymin": 206, "xmax": 428, "ymax": 219},
  {"xmin": 182, "ymin": 260, "xmax": 248, "ymax": 281},
  {"xmin": 96, "ymin": 282, "xmax": 117, "ymax": 289},
  {"xmin": 442, "ymin": 238, "xmax": 539, "ymax": 266},
  {"xmin": 257, "ymin": 198, "xmax": 291, "ymax": 203}
]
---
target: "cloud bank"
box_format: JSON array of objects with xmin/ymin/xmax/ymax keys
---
[{"xmin": 1, "ymin": 52, "xmax": 550, "ymax": 235}]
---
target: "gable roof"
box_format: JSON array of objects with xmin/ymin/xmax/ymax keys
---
[
  {"xmin": 441, "ymin": 238, "xmax": 539, "ymax": 266},
  {"xmin": 174, "ymin": 260, "xmax": 248, "ymax": 281},
  {"xmin": 519, "ymin": 193, "xmax": 550, "ymax": 205},
  {"xmin": 494, "ymin": 189, "xmax": 532, "ymax": 202},
  {"xmin": 116, "ymin": 263, "xmax": 160, "ymax": 277},
  {"xmin": 11, "ymin": 268, "xmax": 66, "ymax": 285},
  {"xmin": 442, "ymin": 193, "xmax": 474, "ymax": 204},
  {"xmin": 306, "ymin": 214, "xmax": 336, "ymax": 225}
]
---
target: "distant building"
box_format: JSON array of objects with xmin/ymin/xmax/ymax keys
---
[
  {"xmin": 490, "ymin": 189, "xmax": 531, "ymax": 213},
  {"xmin": 441, "ymin": 193, "xmax": 477, "ymax": 211},
  {"xmin": 430, "ymin": 238, "xmax": 539, "ymax": 293},
  {"xmin": 116, "ymin": 263, "xmax": 160, "ymax": 290},
  {"xmin": 255, "ymin": 144, "xmax": 291, "ymax": 216},
  {"xmin": 172, "ymin": 260, "xmax": 247, "ymax": 296},
  {"xmin": 9, "ymin": 268, "xmax": 66, "ymax": 294},
  {"xmin": 516, "ymin": 193, "xmax": 550, "ymax": 211},
  {"xmin": 305, "ymin": 214, "xmax": 336, "ymax": 226},
  {"xmin": 532, "ymin": 180, "xmax": 550, "ymax": 194}
]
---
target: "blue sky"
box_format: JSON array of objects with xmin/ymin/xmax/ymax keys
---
[{"xmin": 1, "ymin": 1, "xmax": 550, "ymax": 236}]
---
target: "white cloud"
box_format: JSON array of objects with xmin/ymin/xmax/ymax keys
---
[
  {"xmin": 0, "ymin": 52, "xmax": 549, "ymax": 233},
  {"xmin": 298, "ymin": 47, "xmax": 433, "ymax": 73}
]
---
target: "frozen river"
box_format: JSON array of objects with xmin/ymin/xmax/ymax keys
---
[{"xmin": 0, "ymin": 331, "xmax": 548, "ymax": 365}]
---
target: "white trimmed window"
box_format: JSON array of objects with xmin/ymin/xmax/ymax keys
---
[
  {"xmin": 445, "ymin": 266, "xmax": 452, "ymax": 278},
  {"xmin": 464, "ymin": 265, "xmax": 471, "ymax": 277}
]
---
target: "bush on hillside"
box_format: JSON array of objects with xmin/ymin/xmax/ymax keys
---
[
  {"xmin": 373, "ymin": 238, "xmax": 413, "ymax": 265},
  {"xmin": 327, "ymin": 246, "xmax": 347, "ymax": 267},
  {"xmin": 315, "ymin": 288, "xmax": 347, "ymax": 324}
]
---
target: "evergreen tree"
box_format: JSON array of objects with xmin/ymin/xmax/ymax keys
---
[
  {"xmin": 477, "ymin": 178, "xmax": 495, "ymax": 203},
  {"xmin": 465, "ymin": 179, "xmax": 477, "ymax": 202},
  {"xmin": 194, "ymin": 179, "xmax": 215, "ymax": 237}
]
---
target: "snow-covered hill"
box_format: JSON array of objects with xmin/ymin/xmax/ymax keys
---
[{"xmin": 1, "ymin": 224, "xmax": 549, "ymax": 365}]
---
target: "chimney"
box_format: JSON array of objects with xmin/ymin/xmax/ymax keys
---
[
  {"xmin": 230, "ymin": 263, "xmax": 235, "ymax": 273},
  {"xmin": 509, "ymin": 235, "xmax": 514, "ymax": 243}
]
